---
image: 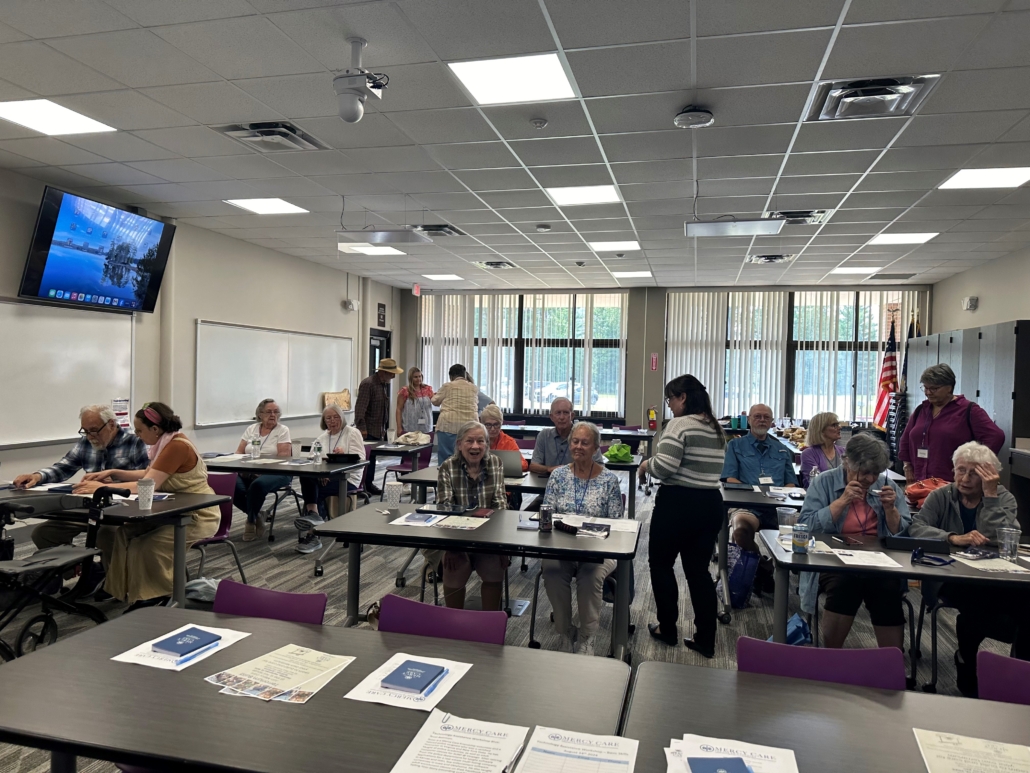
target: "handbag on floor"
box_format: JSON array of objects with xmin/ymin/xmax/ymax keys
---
[
  {"xmin": 716, "ymin": 544, "xmax": 759, "ymax": 609},
  {"xmin": 767, "ymin": 613, "xmax": 812, "ymax": 646}
]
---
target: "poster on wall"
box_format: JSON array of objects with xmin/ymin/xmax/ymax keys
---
[{"xmin": 377, "ymin": 303, "xmax": 386, "ymax": 327}]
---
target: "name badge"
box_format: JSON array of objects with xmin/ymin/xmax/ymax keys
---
[
  {"xmin": 917, "ymin": 448, "xmax": 929, "ymax": 459},
  {"xmin": 759, "ymin": 476, "xmax": 774, "ymax": 485}
]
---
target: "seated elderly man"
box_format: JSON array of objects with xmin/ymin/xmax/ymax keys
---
[
  {"xmin": 527, "ymin": 397, "xmax": 602, "ymax": 510},
  {"xmin": 15, "ymin": 404, "xmax": 148, "ymax": 555},
  {"xmin": 799, "ymin": 434, "xmax": 910, "ymax": 650},
  {"xmin": 910, "ymin": 441, "xmax": 1030, "ymax": 697}
]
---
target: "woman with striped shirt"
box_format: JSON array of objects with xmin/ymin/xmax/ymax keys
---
[{"xmin": 638, "ymin": 374, "xmax": 727, "ymax": 657}]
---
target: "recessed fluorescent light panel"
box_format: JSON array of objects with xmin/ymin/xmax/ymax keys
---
[
  {"xmin": 449, "ymin": 53, "xmax": 574, "ymax": 105},
  {"xmin": 422, "ymin": 274, "xmax": 463, "ymax": 281},
  {"xmin": 830, "ymin": 266, "xmax": 878, "ymax": 274},
  {"xmin": 685, "ymin": 219, "xmax": 785, "ymax": 237},
  {"xmin": 546, "ymin": 185, "xmax": 621, "ymax": 207},
  {"xmin": 588, "ymin": 241, "xmax": 639, "ymax": 252},
  {"xmin": 612, "ymin": 271, "xmax": 652, "ymax": 278},
  {"xmin": 224, "ymin": 198, "xmax": 308, "ymax": 215},
  {"xmin": 338, "ymin": 243, "xmax": 406, "ymax": 256},
  {"xmin": 867, "ymin": 232, "xmax": 937, "ymax": 245},
  {"xmin": 0, "ymin": 99, "xmax": 115, "ymax": 136},
  {"xmin": 939, "ymin": 167, "xmax": 1030, "ymax": 189}
]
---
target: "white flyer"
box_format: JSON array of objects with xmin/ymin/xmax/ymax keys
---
[
  {"xmin": 676, "ymin": 735, "xmax": 799, "ymax": 773},
  {"xmin": 665, "ymin": 746, "xmax": 684, "ymax": 773},
  {"xmin": 954, "ymin": 556, "xmax": 1030, "ymax": 574},
  {"xmin": 513, "ymin": 726, "xmax": 638, "ymax": 773},
  {"xmin": 389, "ymin": 513, "xmax": 447, "ymax": 527},
  {"xmin": 344, "ymin": 652, "xmax": 472, "ymax": 712},
  {"xmin": 389, "ymin": 709, "xmax": 528, "ymax": 773},
  {"xmin": 832, "ymin": 549, "xmax": 902, "ymax": 568},
  {"xmin": 111, "ymin": 624, "xmax": 250, "ymax": 671},
  {"xmin": 913, "ymin": 728, "xmax": 1030, "ymax": 773}
]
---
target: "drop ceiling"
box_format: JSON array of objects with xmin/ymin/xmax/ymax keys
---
[{"xmin": 1, "ymin": 0, "xmax": 1029, "ymax": 290}]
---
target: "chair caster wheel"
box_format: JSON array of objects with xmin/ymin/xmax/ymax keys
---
[
  {"xmin": 505, "ymin": 608, "xmax": 512, "ymax": 617},
  {"xmin": 922, "ymin": 684, "xmax": 937, "ymax": 694},
  {"xmin": 628, "ymin": 624, "xmax": 636, "ymax": 636},
  {"xmin": 529, "ymin": 641, "xmax": 541, "ymax": 649},
  {"xmin": 314, "ymin": 562, "xmax": 324, "ymax": 578},
  {"xmin": 718, "ymin": 613, "xmax": 731, "ymax": 625},
  {"xmin": 267, "ymin": 534, "xmax": 276, "ymax": 543},
  {"xmin": 905, "ymin": 677, "xmax": 917, "ymax": 690},
  {"xmin": 395, "ymin": 577, "xmax": 406, "ymax": 588}
]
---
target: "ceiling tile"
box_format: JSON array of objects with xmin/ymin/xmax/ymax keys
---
[
  {"xmin": 386, "ymin": 108, "xmax": 496, "ymax": 144},
  {"xmin": 0, "ymin": 138, "xmax": 109, "ymax": 166},
  {"xmin": 846, "ymin": 0, "xmax": 1005, "ymax": 24},
  {"xmin": 481, "ymin": 100, "xmax": 591, "ymax": 140},
  {"xmin": 622, "ymin": 181, "xmax": 694, "ymax": 201},
  {"xmin": 776, "ymin": 174, "xmax": 860, "ymax": 194},
  {"xmin": 101, "ymin": 0, "xmax": 259, "ymax": 26},
  {"xmin": 895, "ymin": 111, "xmax": 1026, "ymax": 147},
  {"xmin": 964, "ymin": 141, "xmax": 1030, "ymax": 167},
  {"xmin": 64, "ymin": 162, "xmax": 167, "ymax": 186},
  {"xmin": 233, "ymin": 73, "xmax": 338, "ymax": 119},
  {"xmin": 509, "ymin": 136, "xmax": 604, "ymax": 166},
  {"xmin": 140, "ymin": 82, "xmax": 283, "ymax": 124},
  {"xmin": 480, "ymin": 190, "xmax": 552, "ymax": 208},
  {"xmin": 263, "ymin": 149, "xmax": 362, "ymax": 176},
  {"xmin": 697, "ymin": 154, "xmax": 784, "ymax": 179},
  {"xmin": 153, "ymin": 16, "xmax": 324, "ymax": 80},
  {"xmin": 59, "ymin": 133, "xmax": 178, "ymax": 162},
  {"xmin": 242, "ymin": 176, "xmax": 334, "ymax": 197},
  {"xmin": 133, "ymin": 126, "xmax": 247, "ymax": 157},
  {"xmin": 923, "ymin": 68, "xmax": 1030, "ymax": 113},
  {"xmin": 375, "ymin": 170, "xmax": 466, "ymax": 194},
  {"xmin": 691, "ymin": 84, "xmax": 812, "ymax": 128},
  {"xmin": 349, "ymin": 146, "xmax": 442, "ymax": 173},
  {"xmin": 697, "ymin": 30, "xmax": 832, "ymax": 88},
  {"xmin": 296, "ymin": 115, "xmax": 413, "ymax": 149},
  {"xmin": 855, "ymin": 170, "xmax": 950, "ymax": 191},
  {"xmin": 611, "ymin": 159, "xmax": 693, "ymax": 184},
  {"xmin": 126, "ymin": 157, "xmax": 229, "ymax": 183},
  {"xmin": 0, "ymin": 41, "xmax": 125, "ymax": 95},
  {"xmin": 454, "ymin": 167, "xmax": 535, "ymax": 191},
  {"xmin": 529, "ymin": 164, "xmax": 613, "ymax": 187},
  {"xmin": 698, "ymin": 0, "xmax": 841, "ymax": 34},
  {"xmin": 307, "ymin": 173, "xmax": 399, "ymax": 195},
  {"xmin": 782, "ymin": 150, "xmax": 880, "ymax": 175},
  {"xmin": 0, "ymin": 0, "xmax": 136, "ymax": 37},
  {"xmin": 409, "ymin": 192, "xmax": 484, "ymax": 210},
  {"xmin": 696, "ymin": 124, "xmax": 796, "ymax": 157},
  {"xmin": 548, "ymin": 0, "xmax": 689, "ymax": 47},
  {"xmin": 198, "ymin": 153, "xmax": 296, "ymax": 179},
  {"xmin": 396, "ymin": 0, "xmax": 553, "ymax": 60},
  {"xmin": 569, "ymin": 41, "xmax": 690, "ymax": 97},
  {"xmin": 841, "ymin": 190, "xmax": 925, "ymax": 208},
  {"xmin": 587, "ymin": 92, "xmax": 694, "ymax": 135},
  {"xmin": 959, "ymin": 10, "xmax": 1030, "ymax": 70},
  {"xmin": 793, "ymin": 117, "xmax": 906, "ymax": 152},
  {"xmin": 425, "ymin": 142, "xmax": 519, "ymax": 170},
  {"xmin": 28, "ymin": 166, "xmax": 113, "ymax": 191},
  {"xmin": 873, "ymin": 144, "xmax": 986, "ymax": 172},
  {"xmin": 0, "ymin": 147, "xmax": 45, "ymax": 168}
]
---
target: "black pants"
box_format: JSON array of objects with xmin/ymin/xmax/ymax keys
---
[
  {"xmin": 942, "ymin": 582, "xmax": 1030, "ymax": 664},
  {"xmin": 648, "ymin": 485, "xmax": 724, "ymax": 648}
]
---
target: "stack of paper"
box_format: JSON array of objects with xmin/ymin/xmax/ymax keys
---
[
  {"xmin": 346, "ymin": 652, "xmax": 471, "ymax": 712},
  {"xmin": 390, "ymin": 709, "xmax": 528, "ymax": 773},
  {"xmin": 514, "ymin": 727, "xmax": 638, "ymax": 772},
  {"xmin": 914, "ymin": 728, "xmax": 1030, "ymax": 772},
  {"xmin": 665, "ymin": 735, "xmax": 798, "ymax": 773},
  {"xmin": 206, "ymin": 644, "xmax": 355, "ymax": 704},
  {"xmin": 112, "ymin": 624, "xmax": 250, "ymax": 671}
]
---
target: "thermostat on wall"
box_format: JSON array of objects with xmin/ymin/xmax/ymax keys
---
[{"xmin": 961, "ymin": 296, "xmax": 978, "ymax": 312}]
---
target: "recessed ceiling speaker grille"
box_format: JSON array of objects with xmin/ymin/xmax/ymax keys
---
[
  {"xmin": 473, "ymin": 260, "xmax": 517, "ymax": 270},
  {"xmin": 215, "ymin": 122, "xmax": 330, "ymax": 152},
  {"xmin": 765, "ymin": 209, "xmax": 832, "ymax": 225},
  {"xmin": 807, "ymin": 75, "xmax": 939, "ymax": 121}
]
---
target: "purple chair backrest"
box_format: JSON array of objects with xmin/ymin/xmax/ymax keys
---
[
  {"xmin": 206, "ymin": 473, "xmax": 237, "ymax": 540},
  {"xmin": 378, "ymin": 593, "xmax": 507, "ymax": 645},
  {"xmin": 506, "ymin": 420, "xmax": 527, "ymax": 426},
  {"xmin": 736, "ymin": 636, "xmax": 906, "ymax": 691},
  {"xmin": 515, "ymin": 438, "xmax": 536, "ymax": 450},
  {"xmin": 213, "ymin": 579, "xmax": 327, "ymax": 625},
  {"xmin": 419, "ymin": 433, "xmax": 435, "ymax": 466},
  {"xmin": 978, "ymin": 651, "xmax": 1030, "ymax": 705}
]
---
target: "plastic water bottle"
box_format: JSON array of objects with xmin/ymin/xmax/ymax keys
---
[
  {"xmin": 249, "ymin": 439, "xmax": 261, "ymax": 459},
  {"xmin": 311, "ymin": 440, "xmax": 323, "ymax": 464}
]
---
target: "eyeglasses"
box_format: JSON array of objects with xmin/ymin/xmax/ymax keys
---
[
  {"xmin": 482, "ymin": 422, "xmax": 501, "ymax": 430},
  {"xmin": 78, "ymin": 425, "xmax": 107, "ymax": 438},
  {"xmin": 921, "ymin": 385, "xmax": 945, "ymax": 394},
  {"xmin": 911, "ymin": 547, "xmax": 955, "ymax": 567},
  {"xmin": 261, "ymin": 410, "xmax": 282, "ymax": 416}
]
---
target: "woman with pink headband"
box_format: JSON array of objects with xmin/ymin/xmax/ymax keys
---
[{"xmin": 77, "ymin": 402, "xmax": 219, "ymax": 611}]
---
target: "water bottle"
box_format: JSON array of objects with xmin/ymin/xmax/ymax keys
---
[
  {"xmin": 249, "ymin": 438, "xmax": 261, "ymax": 459},
  {"xmin": 311, "ymin": 440, "xmax": 323, "ymax": 464}
]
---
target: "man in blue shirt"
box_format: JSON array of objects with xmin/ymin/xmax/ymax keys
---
[
  {"xmin": 14, "ymin": 404, "xmax": 149, "ymax": 552},
  {"xmin": 721, "ymin": 403, "xmax": 798, "ymax": 558}
]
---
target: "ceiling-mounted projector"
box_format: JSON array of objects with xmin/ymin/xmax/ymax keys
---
[
  {"xmin": 337, "ymin": 226, "xmax": 432, "ymax": 245},
  {"xmin": 685, "ymin": 218, "xmax": 785, "ymax": 237},
  {"xmin": 333, "ymin": 37, "xmax": 389, "ymax": 123}
]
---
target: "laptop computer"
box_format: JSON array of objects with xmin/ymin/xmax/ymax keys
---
[{"xmin": 494, "ymin": 450, "xmax": 527, "ymax": 478}]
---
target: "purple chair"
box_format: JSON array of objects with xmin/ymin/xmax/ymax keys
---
[
  {"xmin": 213, "ymin": 579, "xmax": 327, "ymax": 625},
  {"xmin": 978, "ymin": 651, "xmax": 1030, "ymax": 705},
  {"xmin": 506, "ymin": 420, "xmax": 527, "ymax": 426},
  {"xmin": 515, "ymin": 438, "xmax": 536, "ymax": 450},
  {"xmin": 378, "ymin": 593, "xmax": 507, "ymax": 645},
  {"xmin": 190, "ymin": 473, "xmax": 246, "ymax": 584},
  {"xmin": 736, "ymin": 636, "xmax": 906, "ymax": 691}
]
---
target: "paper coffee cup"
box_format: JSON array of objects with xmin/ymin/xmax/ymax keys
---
[
  {"xmin": 137, "ymin": 478, "xmax": 155, "ymax": 510},
  {"xmin": 384, "ymin": 481, "xmax": 403, "ymax": 506}
]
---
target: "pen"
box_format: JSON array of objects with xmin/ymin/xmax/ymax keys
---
[{"xmin": 830, "ymin": 536, "xmax": 847, "ymax": 545}]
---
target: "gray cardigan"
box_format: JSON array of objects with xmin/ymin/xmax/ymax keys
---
[{"xmin": 909, "ymin": 483, "xmax": 1018, "ymax": 542}]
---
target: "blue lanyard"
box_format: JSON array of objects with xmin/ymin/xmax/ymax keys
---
[{"xmin": 573, "ymin": 471, "xmax": 593, "ymax": 513}]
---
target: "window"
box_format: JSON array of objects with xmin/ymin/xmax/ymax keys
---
[{"xmin": 420, "ymin": 292, "xmax": 626, "ymax": 417}]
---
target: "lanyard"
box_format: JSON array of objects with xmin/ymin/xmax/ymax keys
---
[
  {"xmin": 326, "ymin": 431, "xmax": 340, "ymax": 452},
  {"xmin": 257, "ymin": 427, "xmax": 276, "ymax": 451},
  {"xmin": 572, "ymin": 467, "xmax": 594, "ymax": 513}
]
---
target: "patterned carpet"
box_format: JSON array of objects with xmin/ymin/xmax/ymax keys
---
[{"xmin": 0, "ymin": 462, "xmax": 1010, "ymax": 772}]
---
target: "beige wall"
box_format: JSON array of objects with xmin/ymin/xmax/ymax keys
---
[
  {"xmin": 0, "ymin": 166, "xmax": 402, "ymax": 473},
  {"xmin": 932, "ymin": 247, "xmax": 1030, "ymax": 332},
  {"xmin": 624, "ymin": 287, "xmax": 668, "ymax": 427}
]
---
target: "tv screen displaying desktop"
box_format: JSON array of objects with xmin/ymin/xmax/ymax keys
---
[{"xmin": 18, "ymin": 187, "xmax": 175, "ymax": 314}]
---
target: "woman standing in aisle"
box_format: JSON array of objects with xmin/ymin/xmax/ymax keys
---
[
  {"xmin": 799, "ymin": 412, "xmax": 845, "ymax": 488},
  {"xmin": 396, "ymin": 366, "xmax": 434, "ymax": 435},
  {"xmin": 637, "ymin": 374, "xmax": 727, "ymax": 657}
]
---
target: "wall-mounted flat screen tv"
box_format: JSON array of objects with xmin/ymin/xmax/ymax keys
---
[{"xmin": 18, "ymin": 186, "xmax": 175, "ymax": 313}]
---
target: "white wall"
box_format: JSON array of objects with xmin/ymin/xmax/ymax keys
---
[
  {"xmin": 0, "ymin": 165, "xmax": 404, "ymax": 477},
  {"xmin": 933, "ymin": 247, "xmax": 1030, "ymax": 332}
]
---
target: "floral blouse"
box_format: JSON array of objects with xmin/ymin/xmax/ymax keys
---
[{"xmin": 542, "ymin": 464, "xmax": 623, "ymax": 519}]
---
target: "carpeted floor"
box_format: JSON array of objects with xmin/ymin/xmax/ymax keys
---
[{"xmin": 0, "ymin": 461, "xmax": 1011, "ymax": 772}]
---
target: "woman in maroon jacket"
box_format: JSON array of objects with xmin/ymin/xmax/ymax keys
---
[{"xmin": 898, "ymin": 364, "xmax": 1005, "ymax": 484}]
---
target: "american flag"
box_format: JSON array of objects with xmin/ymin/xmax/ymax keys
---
[{"xmin": 873, "ymin": 320, "xmax": 899, "ymax": 430}]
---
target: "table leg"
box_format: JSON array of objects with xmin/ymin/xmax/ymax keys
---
[
  {"xmin": 613, "ymin": 558, "xmax": 631, "ymax": 662},
  {"xmin": 411, "ymin": 451, "xmax": 419, "ymax": 473},
  {"xmin": 172, "ymin": 517, "xmax": 187, "ymax": 608},
  {"xmin": 50, "ymin": 752, "xmax": 76, "ymax": 772},
  {"xmin": 772, "ymin": 564, "xmax": 789, "ymax": 643},
  {"xmin": 416, "ymin": 483, "xmax": 427, "ymax": 505},
  {"xmin": 344, "ymin": 541, "xmax": 362, "ymax": 627},
  {"xmin": 717, "ymin": 514, "xmax": 731, "ymax": 622},
  {"xmin": 396, "ymin": 548, "xmax": 418, "ymax": 588},
  {"xmin": 627, "ymin": 483, "xmax": 636, "ymax": 520}
]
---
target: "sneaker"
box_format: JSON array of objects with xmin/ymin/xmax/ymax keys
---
[
  {"xmin": 242, "ymin": 522, "xmax": 256, "ymax": 542},
  {"xmin": 296, "ymin": 534, "xmax": 323, "ymax": 554},
  {"xmin": 574, "ymin": 634, "xmax": 596, "ymax": 656},
  {"xmin": 254, "ymin": 518, "xmax": 266, "ymax": 539},
  {"xmin": 260, "ymin": 509, "xmax": 272, "ymax": 523},
  {"xmin": 558, "ymin": 633, "xmax": 575, "ymax": 653},
  {"xmin": 295, "ymin": 511, "xmax": 326, "ymax": 531}
]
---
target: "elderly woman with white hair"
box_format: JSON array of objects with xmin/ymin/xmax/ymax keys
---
[
  {"xmin": 800, "ymin": 433, "xmax": 911, "ymax": 649},
  {"xmin": 437, "ymin": 420, "xmax": 509, "ymax": 611},
  {"xmin": 911, "ymin": 441, "xmax": 1029, "ymax": 696},
  {"xmin": 542, "ymin": 421, "xmax": 624, "ymax": 655}
]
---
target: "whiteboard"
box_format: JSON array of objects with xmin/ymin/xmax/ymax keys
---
[
  {"xmin": 0, "ymin": 299, "xmax": 132, "ymax": 446},
  {"xmin": 195, "ymin": 321, "xmax": 352, "ymax": 426}
]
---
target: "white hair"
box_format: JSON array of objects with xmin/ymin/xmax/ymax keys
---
[
  {"xmin": 953, "ymin": 441, "xmax": 1001, "ymax": 471},
  {"xmin": 571, "ymin": 420, "xmax": 601, "ymax": 449},
  {"xmin": 80, "ymin": 404, "xmax": 116, "ymax": 424}
]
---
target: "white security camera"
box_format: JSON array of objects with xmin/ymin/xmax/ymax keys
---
[
  {"xmin": 335, "ymin": 87, "xmax": 366, "ymax": 123},
  {"xmin": 332, "ymin": 38, "xmax": 386, "ymax": 125}
]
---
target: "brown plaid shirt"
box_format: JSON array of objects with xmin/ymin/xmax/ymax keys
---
[
  {"xmin": 437, "ymin": 453, "xmax": 508, "ymax": 510},
  {"xmin": 354, "ymin": 373, "xmax": 390, "ymax": 439}
]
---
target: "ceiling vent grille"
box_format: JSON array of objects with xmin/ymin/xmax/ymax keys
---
[
  {"xmin": 745, "ymin": 254, "xmax": 795, "ymax": 264},
  {"xmin": 473, "ymin": 260, "xmax": 517, "ymax": 270},
  {"xmin": 867, "ymin": 273, "xmax": 916, "ymax": 281},
  {"xmin": 418, "ymin": 224, "xmax": 466, "ymax": 237},
  {"xmin": 215, "ymin": 122, "xmax": 330, "ymax": 152},
  {"xmin": 765, "ymin": 209, "xmax": 832, "ymax": 225},
  {"xmin": 807, "ymin": 76, "xmax": 939, "ymax": 121}
]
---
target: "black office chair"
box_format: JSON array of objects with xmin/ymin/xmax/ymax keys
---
[{"xmin": 263, "ymin": 483, "xmax": 303, "ymax": 542}]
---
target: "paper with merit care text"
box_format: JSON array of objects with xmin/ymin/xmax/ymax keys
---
[
  {"xmin": 670, "ymin": 735, "xmax": 798, "ymax": 773},
  {"xmin": 389, "ymin": 709, "xmax": 528, "ymax": 773},
  {"xmin": 514, "ymin": 726, "xmax": 638, "ymax": 773},
  {"xmin": 914, "ymin": 728, "xmax": 1030, "ymax": 773}
]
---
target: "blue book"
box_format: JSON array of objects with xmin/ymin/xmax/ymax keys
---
[
  {"xmin": 380, "ymin": 660, "xmax": 447, "ymax": 694},
  {"xmin": 152, "ymin": 627, "xmax": 221, "ymax": 657},
  {"xmin": 687, "ymin": 758, "xmax": 752, "ymax": 773}
]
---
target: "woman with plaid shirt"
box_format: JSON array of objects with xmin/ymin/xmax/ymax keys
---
[{"xmin": 436, "ymin": 420, "xmax": 509, "ymax": 611}]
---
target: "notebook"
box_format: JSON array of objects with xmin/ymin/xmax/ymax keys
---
[{"xmin": 152, "ymin": 626, "xmax": 221, "ymax": 657}]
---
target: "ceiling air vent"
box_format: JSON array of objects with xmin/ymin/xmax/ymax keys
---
[
  {"xmin": 745, "ymin": 254, "xmax": 795, "ymax": 264},
  {"xmin": 473, "ymin": 260, "xmax": 517, "ymax": 270},
  {"xmin": 216, "ymin": 122, "xmax": 330, "ymax": 152},
  {"xmin": 867, "ymin": 273, "xmax": 916, "ymax": 281},
  {"xmin": 807, "ymin": 76, "xmax": 939, "ymax": 121},
  {"xmin": 765, "ymin": 209, "xmax": 832, "ymax": 225},
  {"xmin": 418, "ymin": 224, "xmax": 466, "ymax": 237}
]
